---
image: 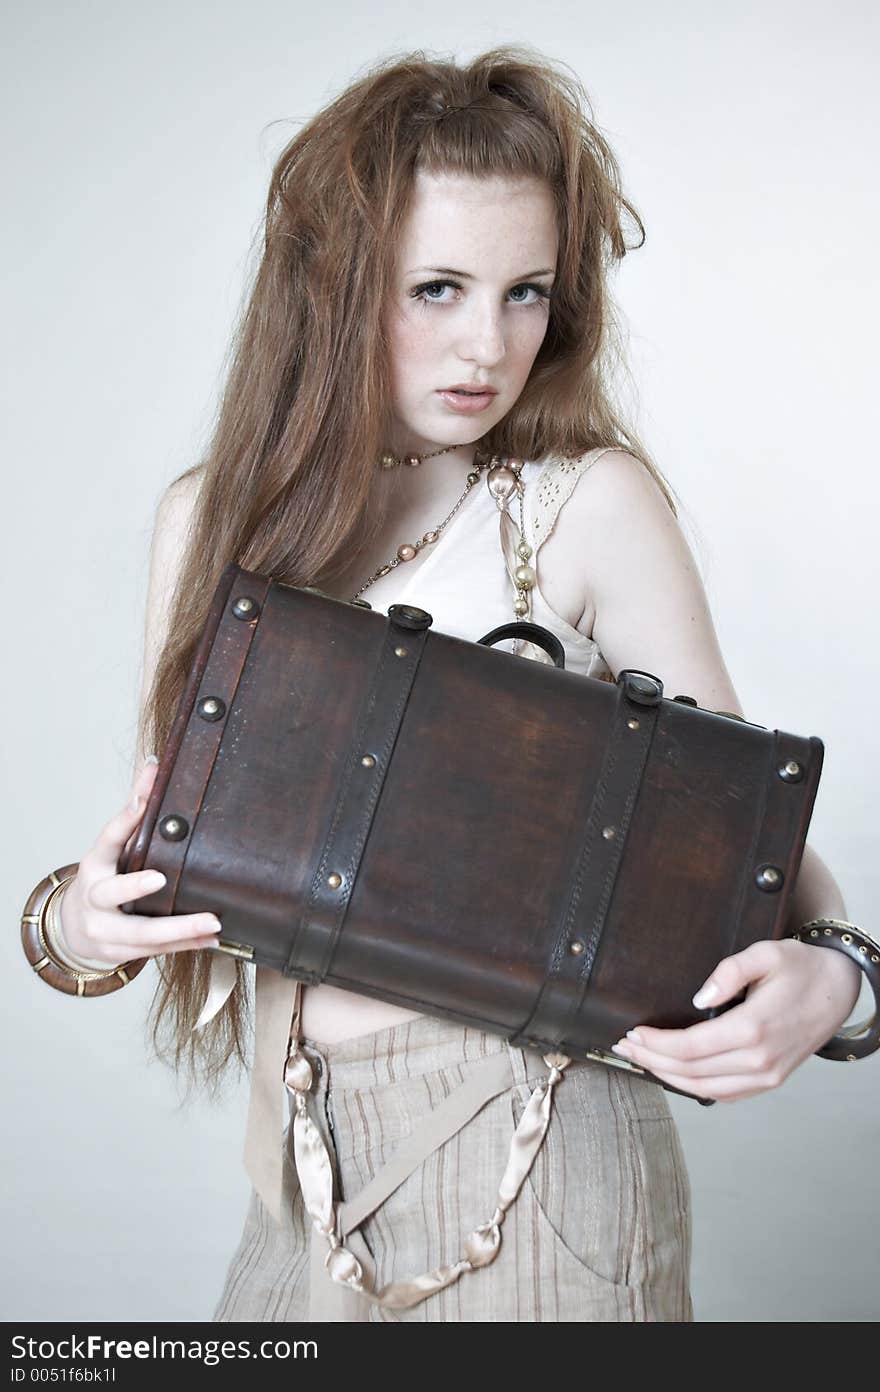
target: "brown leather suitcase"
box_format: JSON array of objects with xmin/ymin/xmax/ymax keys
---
[{"xmin": 120, "ymin": 561, "xmax": 824, "ymax": 1104}]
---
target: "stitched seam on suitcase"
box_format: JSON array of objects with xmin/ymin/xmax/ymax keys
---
[
  {"xmin": 511, "ymin": 696, "xmax": 627, "ymax": 1043},
  {"xmin": 769, "ymin": 735, "xmax": 823, "ymax": 938},
  {"xmin": 516, "ymin": 687, "xmax": 659, "ymax": 1047},
  {"xmin": 162, "ymin": 568, "xmax": 270, "ymax": 913},
  {"xmin": 286, "ymin": 627, "xmax": 396, "ymax": 978},
  {"xmin": 288, "ymin": 619, "xmax": 430, "ymax": 980},
  {"xmin": 720, "ymin": 729, "xmax": 773, "ymax": 963},
  {"xmin": 581, "ymin": 707, "xmax": 659, "ymax": 974},
  {"xmin": 566, "ymin": 695, "xmax": 660, "ymax": 1038}
]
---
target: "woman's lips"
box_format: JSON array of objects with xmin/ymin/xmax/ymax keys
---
[{"xmin": 437, "ymin": 389, "xmax": 497, "ymax": 414}]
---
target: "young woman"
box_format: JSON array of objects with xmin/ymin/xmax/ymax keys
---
[{"xmin": 47, "ymin": 46, "xmax": 863, "ymax": 1322}]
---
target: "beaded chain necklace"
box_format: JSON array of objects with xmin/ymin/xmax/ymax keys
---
[{"xmin": 350, "ymin": 441, "xmax": 535, "ymax": 630}]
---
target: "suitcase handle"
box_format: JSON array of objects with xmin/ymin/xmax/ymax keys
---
[{"xmin": 476, "ymin": 621, "xmax": 566, "ymax": 669}]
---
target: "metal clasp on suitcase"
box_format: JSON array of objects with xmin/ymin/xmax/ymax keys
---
[
  {"xmin": 216, "ymin": 938, "xmax": 255, "ymax": 961},
  {"xmin": 583, "ymin": 1045, "xmax": 647, "ymax": 1076}
]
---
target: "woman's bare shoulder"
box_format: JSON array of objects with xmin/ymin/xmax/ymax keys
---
[
  {"xmin": 540, "ymin": 448, "xmax": 670, "ymax": 638},
  {"xmin": 132, "ymin": 465, "xmax": 208, "ymax": 769},
  {"xmin": 567, "ymin": 446, "xmax": 672, "ymax": 516},
  {"xmin": 559, "ymin": 448, "xmax": 745, "ymax": 713},
  {"xmin": 158, "ymin": 462, "xmax": 206, "ymax": 519}
]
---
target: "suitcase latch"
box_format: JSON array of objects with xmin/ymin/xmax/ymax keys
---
[
  {"xmin": 583, "ymin": 1046, "xmax": 647, "ymax": 1075},
  {"xmin": 619, "ymin": 670, "xmax": 664, "ymax": 706},
  {"xmin": 216, "ymin": 938, "xmax": 255, "ymax": 961},
  {"xmin": 388, "ymin": 603, "xmax": 433, "ymax": 631}
]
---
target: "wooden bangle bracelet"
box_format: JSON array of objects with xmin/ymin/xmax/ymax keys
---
[
  {"xmin": 21, "ymin": 864, "xmax": 147, "ymax": 997},
  {"xmin": 785, "ymin": 919, "xmax": 880, "ymax": 1060}
]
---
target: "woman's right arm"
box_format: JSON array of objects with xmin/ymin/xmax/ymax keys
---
[{"xmin": 57, "ymin": 469, "xmax": 222, "ymax": 965}]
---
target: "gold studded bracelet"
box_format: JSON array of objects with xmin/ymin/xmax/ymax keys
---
[
  {"xmin": 21, "ymin": 864, "xmax": 147, "ymax": 997},
  {"xmin": 784, "ymin": 918, "xmax": 880, "ymax": 1060}
]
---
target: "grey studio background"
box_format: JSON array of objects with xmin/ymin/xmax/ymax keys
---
[{"xmin": 3, "ymin": 1, "xmax": 878, "ymax": 1323}]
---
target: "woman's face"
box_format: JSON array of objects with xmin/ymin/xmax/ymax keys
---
[{"xmin": 384, "ymin": 169, "xmax": 558, "ymax": 457}]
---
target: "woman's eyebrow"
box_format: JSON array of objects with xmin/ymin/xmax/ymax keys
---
[{"xmin": 407, "ymin": 265, "xmax": 556, "ymax": 279}]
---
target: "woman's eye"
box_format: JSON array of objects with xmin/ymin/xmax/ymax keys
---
[
  {"xmin": 508, "ymin": 284, "xmax": 550, "ymax": 305},
  {"xmin": 415, "ymin": 280, "xmax": 457, "ymax": 302},
  {"xmin": 410, "ymin": 280, "xmax": 551, "ymax": 307}
]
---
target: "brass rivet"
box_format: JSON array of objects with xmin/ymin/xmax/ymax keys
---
[
  {"xmin": 159, "ymin": 814, "xmax": 189, "ymax": 842},
  {"xmin": 602, "ymin": 826, "xmax": 616, "ymax": 840},
  {"xmin": 232, "ymin": 595, "xmax": 260, "ymax": 620},
  {"xmin": 842, "ymin": 933, "xmax": 853, "ymax": 944},
  {"xmin": 197, "ymin": 696, "xmax": 226, "ymax": 722},
  {"xmin": 871, "ymin": 954, "xmax": 879, "ymax": 963},
  {"xmin": 755, "ymin": 865, "xmax": 784, "ymax": 892},
  {"xmin": 361, "ymin": 754, "xmax": 376, "ymax": 768},
  {"xmin": 776, "ymin": 759, "xmax": 803, "ymax": 782},
  {"xmin": 810, "ymin": 929, "xmax": 819, "ymax": 937},
  {"xmin": 327, "ymin": 872, "xmax": 343, "ymax": 889},
  {"xmin": 569, "ymin": 939, "xmax": 585, "ymax": 955},
  {"xmin": 627, "ymin": 718, "xmax": 640, "ymax": 730},
  {"xmin": 824, "ymin": 927, "xmax": 833, "ymax": 934},
  {"xmin": 859, "ymin": 945, "xmax": 868, "ymax": 955},
  {"xmin": 847, "ymin": 1054, "xmax": 856, "ymax": 1062},
  {"xmin": 394, "ymin": 645, "xmax": 408, "ymax": 657}
]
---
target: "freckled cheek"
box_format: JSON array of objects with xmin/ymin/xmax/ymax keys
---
[
  {"xmin": 388, "ymin": 317, "xmax": 442, "ymax": 391},
  {"xmin": 507, "ymin": 323, "xmax": 547, "ymax": 389}
]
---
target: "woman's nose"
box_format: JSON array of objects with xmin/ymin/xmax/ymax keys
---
[{"xmin": 456, "ymin": 305, "xmax": 505, "ymax": 364}]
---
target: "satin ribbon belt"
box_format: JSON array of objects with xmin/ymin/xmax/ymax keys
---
[
  {"xmin": 194, "ymin": 959, "xmax": 572, "ymax": 1317},
  {"xmin": 283, "ymin": 1016, "xmax": 571, "ymax": 1317}
]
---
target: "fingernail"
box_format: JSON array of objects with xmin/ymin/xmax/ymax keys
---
[
  {"xmin": 131, "ymin": 792, "xmax": 141, "ymax": 812},
  {"xmin": 626, "ymin": 1029, "xmax": 644, "ymax": 1044},
  {"xmin": 145, "ymin": 753, "xmax": 159, "ymax": 765},
  {"xmin": 611, "ymin": 1042, "xmax": 632, "ymax": 1057},
  {"xmin": 693, "ymin": 981, "xmax": 719, "ymax": 1008}
]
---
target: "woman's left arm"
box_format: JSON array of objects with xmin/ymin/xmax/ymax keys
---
[{"xmin": 563, "ymin": 449, "xmax": 864, "ymax": 1102}]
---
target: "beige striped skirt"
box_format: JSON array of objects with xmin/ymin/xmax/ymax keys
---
[{"xmin": 212, "ymin": 1012, "xmax": 693, "ymax": 1322}]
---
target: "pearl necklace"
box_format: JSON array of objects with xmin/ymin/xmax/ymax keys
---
[
  {"xmin": 378, "ymin": 443, "xmax": 459, "ymax": 471},
  {"xmin": 485, "ymin": 457, "xmax": 533, "ymax": 619},
  {"xmin": 352, "ymin": 447, "xmax": 490, "ymax": 602},
  {"xmin": 351, "ymin": 446, "xmax": 534, "ymax": 628}
]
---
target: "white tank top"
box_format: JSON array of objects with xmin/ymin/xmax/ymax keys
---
[{"xmin": 350, "ymin": 446, "xmax": 615, "ymax": 680}]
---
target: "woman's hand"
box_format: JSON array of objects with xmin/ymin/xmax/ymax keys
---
[
  {"xmin": 610, "ymin": 938, "xmax": 864, "ymax": 1102},
  {"xmin": 58, "ymin": 758, "xmax": 222, "ymax": 965}
]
